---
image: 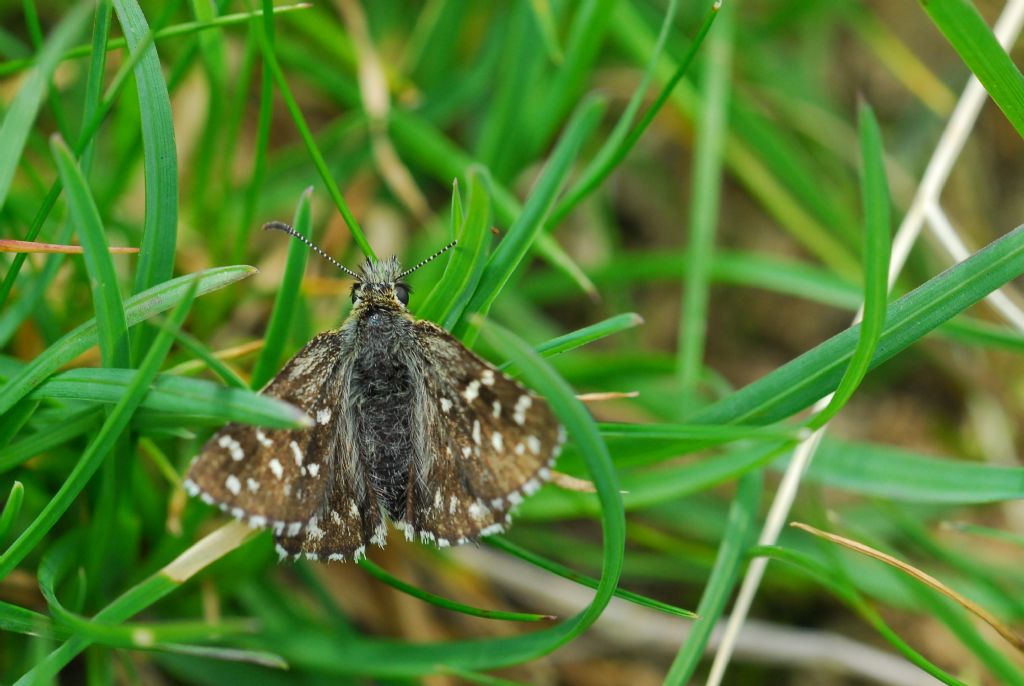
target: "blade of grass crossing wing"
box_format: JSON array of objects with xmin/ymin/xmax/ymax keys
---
[
  {"xmin": 921, "ymin": 0, "xmax": 1024, "ymax": 140},
  {"xmin": 418, "ymin": 167, "xmax": 492, "ymax": 327},
  {"xmin": 0, "ymin": 266, "xmax": 255, "ymax": 416},
  {"xmin": 455, "ymin": 96, "xmax": 606, "ymax": 339},
  {"xmin": 51, "ymin": 136, "xmax": 131, "ymax": 368},
  {"xmin": 808, "ymin": 102, "xmax": 891, "ymax": 429},
  {"xmin": 251, "ymin": 189, "xmax": 312, "ymax": 389},
  {"xmin": 665, "ymin": 470, "xmax": 761, "ymax": 684},
  {"xmin": 0, "ymin": 277, "xmax": 199, "ymax": 581},
  {"xmin": 0, "ymin": 3, "xmax": 90, "ymax": 209}
]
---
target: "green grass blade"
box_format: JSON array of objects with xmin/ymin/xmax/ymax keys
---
[
  {"xmin": 0, "ymin": 410, "xmax": 100, "ymax": 474},
  {"xmin": 921, "ymin": 0, "xmax": 1024, "ymax": 140},
  {"xmin": 0, "ymin": 3, "xmax": 90, "ymax": 209},
  {"xmin": 50, "ymin": 135, "xmax": 131, "ymax": 368},
  {"xmin": 255, "ymin": 0, "xmax": 374, "ymax": 260},
  {"xmin": 418, "ymin": 168, "xmax": 492, "ymax": 328},
  {"xmin": 797, "ymin": 438, "xmax": 1024, "ymax": 504},
  {"xmin": 808, "ymin": 101, "xmax": 891, "ymax": 428},
  {"xmin": 690, "ymin": 224, "xmax": 1024, "ymax": 426},
  {"xmin": 456, "ymin": 96, "xmax": 606, "ymax": 338},
  {"xmin": 251, "ymin": 189, "xmax": 312, "ymax": 389},
  {"xmin": 550, "ymin": 1, "xmax": 718, "ymax": 225},
  {"xmin": 30, "ymin": 369, "xmax": 311, "ymax": 428},
  {"xmin": 665, "ymin": 469, "xmax": 761, "ymax": 684},
  {"xmin": 357, "ymin": 558, "xmax": 553, "ymax": 622},
  {"xmin": 0, "ymin": 266, "xmax": 255, "ymax": 416},
  {"xmin": 0, "ymin": 277, "xmax": 198, "ymax": 581},
  {"xmin": 487, "ymin": 537, "xmax": 695, "ymax": 619},
  {"xmin": 112, "ymin": 0, "xmax": 179, "ymax": 300},
  {"xmin": 0, "ymin": 481, "xmax": 25, "ymax": 542},
  {"xmin": 0, "ymin": 5, "xmax": 311, "ymax": 78},
  {"xmin": 756, "ymin": 545, "xmax": 967, "ymax": 686},
  {"xmin": 677, "ymin": 2, "xmax": 733, "ymax": 395},
  {"xmin": 531, "ymin": 313, "xmax": 644, "ymax": 359}
]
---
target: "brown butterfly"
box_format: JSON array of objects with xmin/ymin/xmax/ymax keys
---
[{"xmin": 184, "ymin": 223, "xmax": 565, "ymax": 562}]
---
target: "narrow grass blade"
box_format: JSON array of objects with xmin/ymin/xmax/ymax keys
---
[
  {"xmin": 677, "ymin": 2, "xmax": 733, "ymax": 395},
  {"xmin": 251, "ymin": 189, "xmax": 312, "ymax": 389},
  {"xmin": 0, "ymin": 410, "xmax": 100, "ymax": 474},
  {"xmin": 456, "ymin": 96, "xmax": 606, "ymax": 337},
  {"xmin": 532, "ymin": 313, "xmax": 644, "ymax": 359},
  {"xmin": 797, "ymin": 438, "xmax": 1024, "ymax": 504},
  {"xmin": 0, "ymin": 277, "xmax": 199, "ymax": 580},
  {"xmin": 665, "ymin": 470, "xmax": 761, "ymax": 684},
  {"xmin": 0, "ymin": 5, "xmax": 312, "ymax": 78},
  {"xmin": 357, "ymin": 558, "xmax": 553, "ymax": 622},
  {"xmin": 255, "ymin": 0, "xmax": 374, "ymax": 260},
  {"xmin": 808, "ymin": 101, "xmax": 891, "ymax": 429},
  {"xmin": 0, "ymin": 266, "xmax": 255, "ymax": 416},
  {"xmin": 0, "ymin": 3, "xmax": 90, "ymax": 208},
  {"xmin": 487, "ymin": 536, "xmax": 695, "ymax": 619},
  {"xmin": 921, "ymin": 0, "xmax": 1024, "ymax": 140},
  {"xmin": 31, "ymin": 369, "xmax": 310, "ymax": 428},
  {"xmin": 690, "ymin": 224, "xmax": 1024, "ymax": 426},
  {"xmin": 756, "ymin": 545, "xmax": 968, "ymax": 686},
  {"xmin": 112, "ymin": 0, "xmax": 178, "ymax": 299},
  {"xmin": 51, "ymin": 135, "xmax": 131, "ymax": 368},
  {"xmin": 0, "ymin": 481, "xmax": 25, "ymax": 542},
  {"xmin": 417, "ymin": 168, "xmax": 492, "ymax": 328}
]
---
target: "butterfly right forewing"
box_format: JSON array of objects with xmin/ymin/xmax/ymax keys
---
[{"xmin": 399, "ymin": 321, "xmax": 565, "ymax": 546}]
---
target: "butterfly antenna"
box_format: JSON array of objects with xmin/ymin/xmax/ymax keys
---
[
  {"xmin": 398, "ymin": 240, "xmax": 458, "ymax": 279},
  {"xmin": 263, "ymin": 221, "xmax": 361, "ymax": 280}
]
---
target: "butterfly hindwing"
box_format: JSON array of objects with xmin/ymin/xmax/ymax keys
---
[{"xmin": 400, "ymin": 320, "xmax": 565, "ymax": 545}]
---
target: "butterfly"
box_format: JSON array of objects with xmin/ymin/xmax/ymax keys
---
[{"xmin": 184, "ymin": 222, "xmax": 565, "ymax": 562}]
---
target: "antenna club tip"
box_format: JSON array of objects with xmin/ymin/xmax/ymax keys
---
[{"xmin": 262, "ymin": 221, "xmax": 295, "ymax": 234}]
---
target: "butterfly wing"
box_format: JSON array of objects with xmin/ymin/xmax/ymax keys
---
[
  {"xmin": 186, "ymin": 331, "xmax": 383, "ymax": 559},
  {"xmin": 400, "ymin": 320, "xmax": 565, "ymax": 546}
]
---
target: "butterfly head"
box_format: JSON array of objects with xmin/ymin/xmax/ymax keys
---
[
  {"xmin": 351, "ymin": 257, "xmax": 411, "ymax": 309},
  {"xmin": 262, "ymin": 221, "xmax": 456, "ymax": 313}
]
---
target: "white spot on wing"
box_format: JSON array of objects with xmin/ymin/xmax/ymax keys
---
[
  {"xmin": 481, "ymin": 369, "xmax": 495, "ymax": 386},
  {"xmin": 255, "ymin": 430, "xmax": 273, "ymax": 448},
  {"xmin": 316, "ymin": 408, "xmax": 332, "ymax": 425},
  {"xmin": 269, "ymin": 458, "xmax": 284, "ymax": 479},
  {"xmin": 440, "ymin": 397, "xmax": 453, "ymax": 413},
  {"xmin": 306, "ymin": 516, "xmax": 325, "ymax": 542},
  {"xmin": 472, "ymin": 420, "xmax": 481, "ymax": 445},
  {"xmin": 491, "ymin": 432, "xmax": 503, "ymax": 451},
  {"xmin": 289, "ymin": 440, "xmax": 304, "ymax": 466},
  {"xmin": 307, "ymin": 463, "xmax": 320, "ymax": 477},
  {"xmin": 468, "ymin": 501, "xmax": 488, "ymax": 522},
  {"xmin": 218, "ymin": 434, "xmax": 245, "ymax": 461},
  {"xmin": 513, "ymin": 395, "xmax": 532, "ymax": 426},
  {"xmin": 492, "ymin": 400, "xmax": 501, "ymax": 418},
  {"xmin": 463, "ymin": 379, "xmax": 481, "ymax": 403},
  {"xmin": 449, "ymin": 495, "xmax": 458, "ymax": 514},
  {"xmin": 462, "ymin": 446, "xmax": 473, "ymax": 459},
  {"xmin": 224, "ymin": 475, "xmax": 241, "ymax": 495},
  {"xmin": 527, "ymin": 435, "xmax": 541, "ymax": 455},
  {"xmin": 246, "ymin": 477, "xmax": 261, "ymax": 493}
]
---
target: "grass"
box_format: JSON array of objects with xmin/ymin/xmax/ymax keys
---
[{"xmin": 3, "ymin": 0, "xmax": 1024, "ymax": 683}]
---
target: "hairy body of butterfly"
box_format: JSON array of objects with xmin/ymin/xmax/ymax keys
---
[{"xmin": 185, "ymin": 253, "xmax": 565, "ymax": 562}]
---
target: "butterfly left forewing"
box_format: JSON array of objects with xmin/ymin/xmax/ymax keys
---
[
  {"xmin": 401, "ymin": 320, "xmax": 565, "ymax": 545},
  {"xmin": 186, "ymin": 331, "xmax": 349, "ymax": 536}
]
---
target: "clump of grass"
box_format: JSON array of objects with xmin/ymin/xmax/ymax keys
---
[{"xmin": 4, "ymin": 1, "xmax": 1024, "ymax": 684}]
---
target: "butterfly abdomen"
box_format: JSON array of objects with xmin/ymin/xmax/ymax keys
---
[{"xmin": 351, "ymin": 312, "xmax": 418, "ymax": 520}]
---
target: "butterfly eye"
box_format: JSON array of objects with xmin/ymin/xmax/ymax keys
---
[
  {"xmin": 394, "ymin": 283, "xmax": 410, "ymax": 306},
  {"xmin": 350, "ymin": 283, "xmax": 362, "ymax": 303}
]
